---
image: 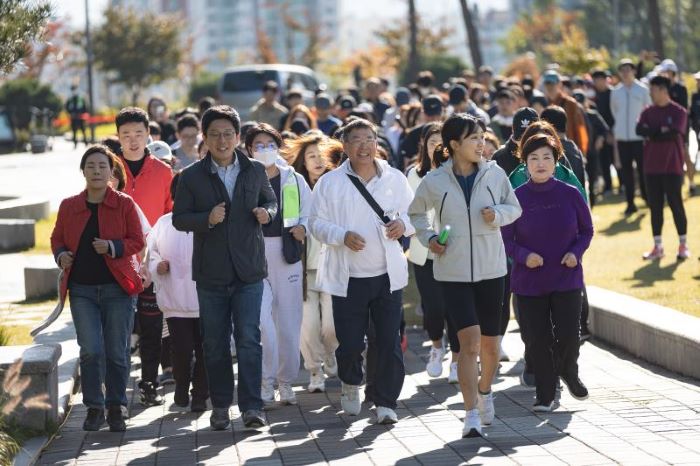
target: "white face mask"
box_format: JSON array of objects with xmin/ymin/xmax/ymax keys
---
[{"xmin": 253, "ymin": 148, "xmax": 278, "ymax": 167}]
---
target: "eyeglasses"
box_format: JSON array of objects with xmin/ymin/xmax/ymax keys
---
[
  {"xmin": 207, "ymin": 131, "xmax": 236, "ymax": 140},
  {"xmin": 347, "ymin": 137, "xmax": 377, "ymax": 147},
  {"xmin": 254, "ymin": 142, "xmax": 278, "ymax": 152}
]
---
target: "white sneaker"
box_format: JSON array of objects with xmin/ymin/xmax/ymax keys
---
[
  {"xmin": 278, "ymin": 383, "xmax": 297, "ymax": 405},
  {"xmin": 533, "ymin": 400, "xmax": 554, "ymax": 412},
  {"xmin": 426, "ymin": 346, "xmax": 445, "ymax": 378},
  {"xmin": 499, "ymin": 345, "xmax": 509, "ymax": 362},
  {"xmin": 323, "ymin": 354, "xmax": 338, "ymax": 378},
  {"xmin": 376, "ymin": 406, "xmax": 398, "ymax": 424},
  {"xmin": 261, "ymin": 380, "xmax": 275, "ymax": 405},
  {"xmin": 462, "ymin": 408, "xmax": 482, "ymax": 438},
  {"xmin": 307, "ymin": 371, "xmax": 325, "ymax": 393},
  {"xmin": 448, "ymin": 362, "xmax": 459, "ymax": 384},
  {"xmin": 477, "ymin": 391, "xmax": 495, "ymax": 425},
  {"xmin": 340, "ymin": 382, "xmax": 361, "ymax": 415}
]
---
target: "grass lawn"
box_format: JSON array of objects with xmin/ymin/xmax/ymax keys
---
[
  {"xmin": 586, "ymin": 181, "xmax": 700, "ymax": 317},
  {"xmin": 26, "ymin": 212, "xmax": 57, "ymax": 255},
  {"xmin": 0, "ymin": 323, "xmax": 34, "ymax": 345}
]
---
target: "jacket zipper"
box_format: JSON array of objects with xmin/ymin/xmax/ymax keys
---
[
  {"xmin": 486, "ymin": 186, "xmax": 496, "ymax": 204},
  {"xmin": 451, "ymin": 166, "xmax": 489, "ymax": 281},
  {"xmin": 439, "ymin": 192, "xmax": 448, "ymax": 222}
]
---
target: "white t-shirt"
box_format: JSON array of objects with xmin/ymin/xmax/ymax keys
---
[{"xmin": 346, "ymin": 172, "xmax": 388, "ymax": 278}]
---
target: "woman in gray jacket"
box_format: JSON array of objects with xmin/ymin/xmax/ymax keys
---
[{"xmin": 409, "ymin": 114, "xmax": 521, "ymax": 438}]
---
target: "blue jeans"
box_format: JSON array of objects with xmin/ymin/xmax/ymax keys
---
[
  {"xmin": 196, "ymin": 281, "xmax": 264, "ymax": 411},
  {"xmin": 69, "ymin": 282, "xmax": 135, "ymax": 409}
]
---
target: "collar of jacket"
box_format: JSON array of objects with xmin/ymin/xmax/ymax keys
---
[
  {"xmin": 74, "ymin": 186, "xmax": 119, "ymax": 213},
  {"xmin": 340, "ymin": 157, "xmax": 386, "ymax": 179},
  {"xmin": 203, "ymin": 149, "xmax": 252, "ymax": 175}
]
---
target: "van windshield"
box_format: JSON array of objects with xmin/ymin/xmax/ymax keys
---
[{"xmin": 222, "ymin": 70, "xmax": 278, "ymax": 92}]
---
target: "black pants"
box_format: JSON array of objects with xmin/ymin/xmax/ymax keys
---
[
  {"xmin": 166, "ymin": 317, "xmax": 209, "ymax": 401},
  {"xmin": 136, "ymin": 284, "xmax": 162, "ymax": 386},
  {"xmin": 332, "ymin": 274, "xmax": 404, "ymax": 410},
  {"xmin": 618, "ymin": 141, "xmax": 646, "ymax": 207},
  {"xmin": 580, "ymin": 288, "xmax": 590, "ymax": 333},
  {"xmin": 161, "ymin": 336, "xmax": 172, "ymax": 369},
  {"xmin": 414, "ymin": 261, "xmax": 459, "ymax": 352},
  {"xmin": 599, "ymin": 143, "xmax": 614, "ymax": 192},
  {"xmin": 517, "ymin": 289, "xmax": 582, "ymax": 404},
  {"xmin": 645, "ymin": 174, "xmax": 687, "ymax": 237},
  {"xmin": 70, "ymin": 118, "xmax": 87, "ymax": 146},
  {"xmin": 585, "ymin": 150, "xmax": 599, "ymax": 207}
]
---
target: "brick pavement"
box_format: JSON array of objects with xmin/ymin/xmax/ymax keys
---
[{"xmin": 36, "ymin": 324, "xmax": 700, "ymax": 465}]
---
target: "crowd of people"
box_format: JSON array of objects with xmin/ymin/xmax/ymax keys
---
[{"xmin": 51, "ymin": 56, "xmax": 697, "ymax": 438}]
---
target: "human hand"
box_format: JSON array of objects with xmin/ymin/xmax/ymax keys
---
[
  {"xmin": 290, "ymin": 225, "xmax": 306, "ymax": 242},
  {"xmin": 561, "ymin": 252, "xmax": 578, "ymax": 268},
  {"xmin": 156, "ymin": 260, "xmax": 170, "ymax": 275},
  {"xmin": 481, "ymin": 207, "xmax": 496, "ymax": 224},
  {"xmin": 344, "ymin": 231, "xmax": 366, "ymax": 251},
  {"xmin": 209, "ymin": 202, "xmax": 226, "ymax": 225},
  {"xmin": 384, "ymin": 219, "xmax": 405, "ymax": 240},
  {"xmin": 526, "ymin": 253, "xmax": 544, "ymax": 268},
  {"xmin": 58, "ymin": 252, "xmax": 73, "ymax": 269},
  {"xmin": 92, "ymin": 238, "xmax": 110, "ymax": 255},
  {"xmin": 253, "ymin": 207, "xmax": 270, "ymax": 224},
  {"xmin": 428, "ymin": 236, "xmax": 446, "ymax": 255}
]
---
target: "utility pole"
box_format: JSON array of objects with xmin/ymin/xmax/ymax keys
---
[
  {"xmin": 85, "ymin": 0, "xmax": 95, "ymax": 143},
  {"xmin": 613, "ymin": 0, "xmax": 620, "ymax": 56}
]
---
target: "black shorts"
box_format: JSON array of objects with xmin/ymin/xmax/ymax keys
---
[{"xmin": 440, "ymin": 276, "xmax": 505, "ymax": 336}]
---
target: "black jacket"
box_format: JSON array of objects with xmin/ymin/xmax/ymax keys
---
[
  {"xmin": 492, "ymin": 138, "xmax": 521, "ymax": 176},
  {"xmin": 561, "ymin": 138, "xmax": 587, "ymax": 187},
  {"xmin": 172, "ymin": 150, "xmax": 278, "ymax": 286}
]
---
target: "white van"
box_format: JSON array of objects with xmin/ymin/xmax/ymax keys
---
[{"xmin": 217, "ymin": 64, "xmax": 319, "ymax": 121}]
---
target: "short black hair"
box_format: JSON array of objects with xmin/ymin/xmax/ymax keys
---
[
  {"xmin": 263, "ymin": 80, "xmax": 278, "ymax": 92},
  {"xmin": 244, "ymin": 122, "xmax": 283, "ymax": 155},
  {"xmin": 286, "ymin": 90, "xmax": 303, "ymax": 100},
  {"xmin": 170, "ymin": 172, "xmax": 181, "ymax": 201},
  {"xmin": 198, "ymin": 96, "xmax": 215, "ymax": 114},
  {"xmin": 80, "ymin": 144, "xmax": 115, "ymax": 171},
  {"xmin": 148, "ymin": 121, "xmax": 161, "ymax": 135},
  {"xmin": 101, "ymin": 135, "xmax": 122, "ymax": 155},
  {"xmin": 650, "ymin": 75, "xmax": 672, "ymax": 92},
  {"xmin": 540, "ymin": 105, "xmax": 568, "ymax": 134},
  {"xmin": 177, "ymin": 114, "xmax": 200, "ymax": 133},
  {"xmin": 201, "ymin": 105, "xmax": 241, "ymax": 135},
  {"xmin": 341, "ymin": 118, "xmax": 377, "ymax": 142},
  {"xmin": 116, "ymin": 107, "xmax": 149, "ymax": 131}
]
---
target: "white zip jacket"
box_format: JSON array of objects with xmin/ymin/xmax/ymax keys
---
[
  {"xmin": 611, "ymin": 80, "xmax": 652, "ymax": 142},
  {"xmin": 309, "ymin": 158, "xmax": 416, "ymax": 297},
  {"xmin": 406, "ymin": 166, "xmax": 432, "ymax": 266},
  {"xmin": 409, "ymin": 158, "xmax": 521, "ymax": 283},
  {"xmin": 147, "ymin": 213, "xmax": 199, "ymax": 318}
]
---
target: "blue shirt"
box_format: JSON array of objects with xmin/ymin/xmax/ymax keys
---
[
  {"xmin": 210, "ymin": 156, "xmax": 240, "ymax": 201},
  {"xmin": 456, "ymin": 169, "xmax": 479, "ymax": 205},
  {"xmin": 318, "ymin": 116, "xmax": 343, "ymax": 136}
]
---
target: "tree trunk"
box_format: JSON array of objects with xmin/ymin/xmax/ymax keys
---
[
  {"xmin": 646, "ymin": 0, "xmax": 665, "ymax": 57},
  {"xmin": 459, "ymin": 0, "xmax": 483, "ymax": 70},
  {"xmin": 407, "ymin": 0, "xmax": 419, "ymax": 81}
]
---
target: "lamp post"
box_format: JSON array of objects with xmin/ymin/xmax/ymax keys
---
[{"xmin": 85, "ymin": 0, "xmax": 95, "ymax": 143}]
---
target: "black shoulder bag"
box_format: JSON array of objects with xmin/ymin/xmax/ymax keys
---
[{"xmin": 346, "ymin": 174, "xmax": 405, "ymax": 243}]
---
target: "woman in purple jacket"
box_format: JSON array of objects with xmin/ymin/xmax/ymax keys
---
[{"xmin": 501, "ymin": 133, "xmax": 594, "ymax": 412}]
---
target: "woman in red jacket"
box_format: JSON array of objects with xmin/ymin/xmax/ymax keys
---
[{"xmin": 51, "ymin": 145, "xmax": 145, "ymax": 433}]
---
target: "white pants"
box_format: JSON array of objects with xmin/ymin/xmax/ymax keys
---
[
  {"xmin": 260, "ymin": 237, "xmax": 303, "ymax": 385},
  {"xmin": 300, "ymin": 271, "xmax": 338, "ymax": 372}
]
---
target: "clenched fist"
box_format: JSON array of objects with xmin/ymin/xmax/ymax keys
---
[
  {"xmin": 209, "ymin": 202, "xmax": 226, "ymax": 226},
  {"xmin": 525, "ymin": 253, "xmax": 544, "ymax": 269}
]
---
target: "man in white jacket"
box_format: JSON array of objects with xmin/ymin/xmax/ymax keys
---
[
  {"xmin": 611, "ymin": 58, "xmax": 652, "ymax": 215},
  {"xmin": 309, "ymin": 119, "xmax": 415, "ymax": 424}
]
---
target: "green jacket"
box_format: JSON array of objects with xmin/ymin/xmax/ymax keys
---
[{"xmin": 508, "ymin": 163, "xmax": 588, "ymax": 202}]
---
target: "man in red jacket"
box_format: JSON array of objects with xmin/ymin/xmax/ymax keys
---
[{"xmin": 116, "ymin": 107, "xmax": 174, "ymax": 407}]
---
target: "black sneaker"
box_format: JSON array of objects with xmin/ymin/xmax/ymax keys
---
[
  {"xmin": 561, "ymin": 375, "xmax": 589, "ymax": 400},
  {"xmin": 174, "ymin": 385, "xmax": 189, "ymax": 408},
  {"xmin": 190, "ymin": 398, "xmax": 207, "ymax": 413},
  {"xmin": 624, "ymin": 205, "xmax": 638, "ymax": 216},
  {"xmin": 580, "ymin": 328, "xmax": 592, "ymax": 342},
  {"xmin": 158, "ymin": 370, "xmax": 175, "ymax": 385},
  {"xmin": 242, "ymin": 409, "xmax": 266, "ymax": 429},
  {"xmin": 106, "ymin": 405, "xmax": 126, "ymax": 432},
  {"xmin": 210, "ymin": 407, "xmax": 230, "ymax": 430},
  {"xmin": 533, "ymin": 400, "xmax": 554, "ymax": 412},
  {"xmin": 138, "ymin": 381, "xmax": 164, "ymax": 406},
  {"xmin": 83, "ymin": 407, "xmax": 105, "ymax": 431}
]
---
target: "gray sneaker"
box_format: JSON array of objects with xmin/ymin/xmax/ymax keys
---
[
  {"xmin": 242, "ymin": 409, "xmax": 266, "ymax": 429},
  {"xmin": 210, "ymin": 407, "xmax": 230, "ymax": 431}
]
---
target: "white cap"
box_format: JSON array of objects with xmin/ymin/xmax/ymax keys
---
[
  {"xmin": 660, "ymin": 58, "xmax": 678, "ymax": 74},
  {"xmin": 147, "ymin": 140, "xmax": 173, "ymax": 161},
  {"xmin": 693, "ymin": 71, "xmax": 700, "ymax": 80}
]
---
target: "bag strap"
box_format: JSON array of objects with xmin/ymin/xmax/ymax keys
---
[{"xmin": 346, "ymin": 174, "xmax": 390, "ymax": 224}]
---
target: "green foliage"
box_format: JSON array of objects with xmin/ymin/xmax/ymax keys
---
[
  {"xmin": 0, "ymin": 78, "xmax": 62, "ymax": 131},
  {"xmin": 92, "ymin": 7, "xmax": 183, "ymax": 104},
  {"xmin": 544, "ymin": 25, "xmax": 611, "ymax": 75},
  {"xmin": 0, "ymin": 325, "xmax": 11, "ymax": 346},
  {"xmin": 0, "ymin": 0, "xmax": 51, "ymax": 74},
  {"xmin": 188, "ymin": 72, "xmax": 219, "ymax": 106},
  {"xmin": 400, "ymin": 54, "xmax": 468, "ymax": 88}
]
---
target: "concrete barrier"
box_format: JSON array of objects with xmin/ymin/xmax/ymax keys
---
[
  {"xmin": 0, "ymin": 344, "xmax": 61, "ymax": 430},
  {"xmin": 0, "ymin": 197, "xmax": 50, "ymax": 220},
  {"xmin": 24, "ymin": 266, "xmax": 60, "ymax": 300},
  {"xmin": 0, "ymin": 219, "xmax": 35, "ymax": 252},
  {"xmin": 587, "ymin": 285, "xmax": 700, "ymax": 379}
]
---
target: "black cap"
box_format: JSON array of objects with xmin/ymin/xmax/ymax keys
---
[
  {"xmin": 512, "ymin": 107, "xmax": 539, "ymax": 141},
  {"xmin": 496, "ymin": 88, "xmax": 516, "ymax": 100},
  {"xmin": 421, "ymin": 94, "xmax": 444, "ymax": 116},
  {"xmin": 572, "ymin": 90, "xmax": 586, "ymax": 104},
  {"xmin": 618, "ymin": 58, "xmax": 636, "ymax": 70},
  {"xmin": 315, "ymin": 93, "xmax": 332, "ymax": 109},
  {"xmin": 591, "ymin": 68, "xmax": 610, "ymax": 79},
  {"xmin": 448, "ymin": 85, "xmax": 468, "ymax": 105},
  {"xmin": 338, "ymin": 95, "xmax": 356, "ymax": 110}
]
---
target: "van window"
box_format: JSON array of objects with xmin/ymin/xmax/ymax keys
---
[
  {"xmin": 288, "ymin": 72, "xmax": 317, "ymax": 91},
  {"xmin": 222, "ymin": 70, "xmax": 277, "ymax": 93}
]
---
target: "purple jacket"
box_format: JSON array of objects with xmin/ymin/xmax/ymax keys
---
[{"xmin": 501, "ymin": 178, "xmax": 593, "ymax": 296}]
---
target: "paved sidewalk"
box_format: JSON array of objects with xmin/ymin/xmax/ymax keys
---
[{"xmin": 36, "ymin": 324, "xmax": 700, "ymax": 465}]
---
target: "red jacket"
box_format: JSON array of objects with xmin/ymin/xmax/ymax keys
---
[
  {"xmin": 121, "ymin": 153, "xmax": 173, "ymax": 226},
  {"xmin": 51, "ymin": 188, "xmax": 145, "ymax": 301}
]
